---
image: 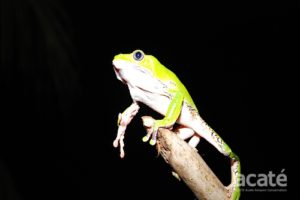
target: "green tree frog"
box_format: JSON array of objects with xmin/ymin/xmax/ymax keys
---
[{"xmin": 112, "ymin": 50, "xmax": 241, "ymax": 200}]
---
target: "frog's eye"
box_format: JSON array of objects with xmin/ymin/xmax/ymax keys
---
[{"xmin": 133, "ymin": 50, "xmax": 144, "ymax": 61}]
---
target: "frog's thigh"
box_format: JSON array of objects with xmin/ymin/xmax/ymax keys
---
[
  {"xmin": 174, "ymin": 126, "xmax": 200, "ymax": 148},
  {"xmin": 174, "ymin": 126, "xmax": 195, "ymax": 140}
]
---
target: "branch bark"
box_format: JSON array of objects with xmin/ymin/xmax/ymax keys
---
[{"xmin": 156, "ymin": 127, "xmax": 230, "ymax": 200}]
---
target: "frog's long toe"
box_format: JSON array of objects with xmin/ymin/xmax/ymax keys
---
[
  {"xmin": 149, "ymin": 139, "xmax": 156, "ymax": 146},
  {"xmin": 149, "ymin": 130, "xmax": 158, "ymax": 146},
  {"xmin": 142, "ymin": 135, "xmax": 150, "ymax": 142}
]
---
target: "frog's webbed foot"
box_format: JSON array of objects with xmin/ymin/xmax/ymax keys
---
[
  {"xmin": 113, "ymin": 103, "xmax": 139, "ymax": 158},
  {"xmin": 141, "ymin": 116, "xmax": 170, "ymax": 146},
  {"xmin": 141, "ymin": 116, "xmax": 157, "ymax": 145}
]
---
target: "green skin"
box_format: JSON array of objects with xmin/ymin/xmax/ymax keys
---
[{"xmin": 112, "ymin": 50, "xmax": 241, "ymax": 199}]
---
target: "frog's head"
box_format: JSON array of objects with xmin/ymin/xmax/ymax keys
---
[{"xmin": 113, "ymin": 50, "xmax": 161, "ymax": 84}]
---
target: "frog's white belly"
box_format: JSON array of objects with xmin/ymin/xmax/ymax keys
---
[{"xmin": 128, "ymin": 85, "xmax": 199, "ymax": 128}]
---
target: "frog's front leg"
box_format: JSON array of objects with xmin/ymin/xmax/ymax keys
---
[
  {"xmin": 113, "ymin": 102, "xmax": 140, "ymax": 158},
  {"xmin": 143, "ymin": 92, "xmax": 184, "ymax": 145}
]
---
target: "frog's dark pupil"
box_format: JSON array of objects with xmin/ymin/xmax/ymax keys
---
[{"xmin": 135, "ymin": 51, "xmax": 142, "ymax": 59}]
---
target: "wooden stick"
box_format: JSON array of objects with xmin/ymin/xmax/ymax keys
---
[{"xmin": 156, "ymin": 128, "xmax": 230, "ymax": 200}]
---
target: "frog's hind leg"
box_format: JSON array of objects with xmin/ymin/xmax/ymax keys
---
[{"xmin": 193, "ymin": 119, "xmax": 241, "ymax": 200}]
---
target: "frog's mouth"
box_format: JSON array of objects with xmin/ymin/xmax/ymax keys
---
[{"xmin": 113, "ymin": 64, "xmax": 127, "ymax": 84}]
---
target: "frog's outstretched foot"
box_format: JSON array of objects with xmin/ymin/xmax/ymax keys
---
[{"xmin": 113, "ymin": 103, "xmax": 139, "ymax": 158}]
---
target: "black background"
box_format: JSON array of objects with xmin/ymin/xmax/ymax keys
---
[{"xmin": 1, "ymin": 1, "xmax": 293, "ymax": 199}]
